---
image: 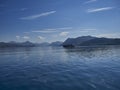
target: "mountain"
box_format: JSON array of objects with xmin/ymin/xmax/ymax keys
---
[
  {"xmin": 35, "ymin": 42, "xmax": 50, "ymax": 47},
  {"xmin": 20, "ymin": 41, "xmax": 35, "ymax": 47},
  {"xmin": 62, "ymin": 36, "xmax": 96, "ymax": 47},
  {"xmin": 50, "ymin": 41, "xmax": 63, "ymax": 46},
  {"xmin": 80, "ymin": 38, "xmax": 120, "ymax": 46},
  {"xmin": 0, "ymin": 41, "xmax": 35, "ymax": 48},
  {"xmin": 1, "ymin": 36, "xmax": 120, "ymax": 48},
  {"xmin": 0, "ymin": 41, "xmax": 61, "ymax": 47},
  {"xmin": 63, "ymin": 36, "xmax": 120, "ymax": 47}
]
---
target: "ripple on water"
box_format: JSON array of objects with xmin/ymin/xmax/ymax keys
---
[{"xmin": 0, "ymin": 46, "xmax": 120, "ymax": 90}]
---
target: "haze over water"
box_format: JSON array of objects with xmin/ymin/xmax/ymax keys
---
[{"xmin": 0, "ymin": 46, "xmax": 120, "ymax": 90}]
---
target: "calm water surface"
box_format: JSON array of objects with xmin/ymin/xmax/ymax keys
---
[{"xmin": 0, "ymin": 46, "xmax": 120, "ymax": 90}]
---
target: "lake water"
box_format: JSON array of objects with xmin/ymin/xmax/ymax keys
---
[{"xmin": 0, "ymin": 46, "xmax": 120, "ymax": 90}]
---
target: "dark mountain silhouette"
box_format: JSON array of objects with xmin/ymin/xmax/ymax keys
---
[
  {"xmin": 80, "ymin": 38, "xmax": 120, "ymax": 46},
  {"xmin": 63, "ymin": 36, "xmax": 120, "ymax": 47},
  {"xmin": 62, "ymin": 36, "xmax": 96, "ymax": 47}
]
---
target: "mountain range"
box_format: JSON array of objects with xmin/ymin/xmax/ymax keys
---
[
  {"xmin": 0, "ymin": 41, "xmax": 63, "ymax": 48},
  {"xmin": 62, "ymin": 36, "xmax": 120, "ymax": 47},
  {"xmin": 0, "ymin": 36, "xmax": 120, "ymax": 48}
]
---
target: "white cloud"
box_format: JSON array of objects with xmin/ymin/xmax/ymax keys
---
[
  {"xmin": 16, "ymin": 36, "xmax": 20, "ymax": 39},
  {"xmin": 23, "ymin": 36, "xmax": 30, "ymax": 39},
  {"xmin": 20, "ymin": 11, "xmax": 56, "ymax": 20},
  {"xmin": 31, "ymin": 27, "xmax": 72, "ymax": 33},
  {"xmin": 59, "ymin": 32, "xmax": 69, "ymax": 37},
  {"xmin": 79, "ymin": 28, "xmax": 97, "ymax": 32},
  {"xmin": 38, "ymin": 36, "xmax": 45, "ymax": 40},
  {"xmin": 21, "ymin": 8, "xmax": 28, "ymax": 11},
  {"xmin": 84, "ymin": 0, "xmax": 97, "ymax": 4},
  {"xmin": 57, "ymin": 27, "xmax": 72, "ymax": 30},
  {"xmin": 82, "ymin": 28, "xmax": 96, "ymax": 30},
  {"xmin": 87, "ymin": 7, "xmax": 114, "ymax": 13},
  {"xmin": 98, "ymin": 33, "xmax": 120, "ymax": 38},
  {"xmin": 32, "ymin": 29, "xmax": 57, "ymax": 33}
]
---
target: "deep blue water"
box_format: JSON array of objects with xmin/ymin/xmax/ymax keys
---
[{"xmin": 0, "ymin": 46, "xmax": 120, "ymax": 90}]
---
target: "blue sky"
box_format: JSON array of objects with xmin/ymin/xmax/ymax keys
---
[{"xmin": 0, "ymin": 0, "xmax": 120, "ymax": 42}]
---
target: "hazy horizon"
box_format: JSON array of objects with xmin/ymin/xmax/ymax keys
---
[{"xmin": 1, "ymin": 35, "xmax": 120, "ymax": 43}]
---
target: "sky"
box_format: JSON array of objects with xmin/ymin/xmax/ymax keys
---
[{"xmin": 0, "ymin": 0, "xmax": 120, "ymax": 42}]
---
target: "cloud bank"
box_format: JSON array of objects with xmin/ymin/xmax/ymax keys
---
[
  {"xmin": 23, "ymin": 36, "xmax": 30, "ymax": 39},
  {"xmin": 38, "ymin": 36, "xmax": 45, "ymax": 40},
  {"xmin": 16, "ymin": 36, "xmax": 20, "ymax": 39},
  {"xmin": 59, "ymin": 32, "xmax": 69, "ymax": 37}
]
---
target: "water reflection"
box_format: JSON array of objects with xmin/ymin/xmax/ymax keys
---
[
  {"xmin": 64, "ymin": 45, "xmax": 120, "ymax": 59},
  {"xmin": 0, "ymin": 47, "xmax": 32, "ymax": 55}
]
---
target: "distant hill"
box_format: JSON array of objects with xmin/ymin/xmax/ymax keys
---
[
  {"xmin": 80, "ymin": 38, "xmax": 120, "ymax": 46},
  {"xmin": 62, "ymin": 36, "xmax": 96, "ymax": 47},
  {"xmin": 50, "ymin": 41, "xmax": 63, "ymax": 46},
  {"xmin": 0, "ymin": 41, "xmax": 35, "ymax": 48},
  {"xmin": 35, "ymin": 42, "xmax": 50, "ymax": 47},
  {"xmin": 63, "ymin": 36, "xmax": 120, "ymax": 47},
  {"xmin": 0, "ymin": 41, "xmax": 61, "ymax": 48},
  {"xmin": 1, "ymin": 36, "xmax": 120, "ymax": 48}
]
